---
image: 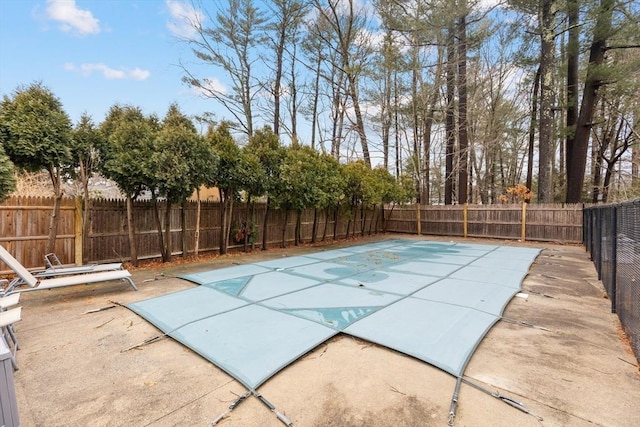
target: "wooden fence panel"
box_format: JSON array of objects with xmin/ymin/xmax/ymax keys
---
[
  {"xmin": 87, "ymin": 199, "xmax": 130, "ymax": 263},
  {"xmin": 525, "ymin": 203, "xmax": 583, "ymax": 242},
  {"xmin": 385, "ymin": 203, "xmax": 584, "ymax": 243},
  {"xmin": 423, "ymin": 205, "xmax": 465, "ymax": 236},
  {"xmin": 0, "ymin": 196, "xmax": 76, "ymax": 271},
  {"xmin": 467, "ymin": 204, "xmax": 522, "ymax": 239},
  {"xmin": 383, "ymin": 205, "xmax": 418, "ymax": 234}
]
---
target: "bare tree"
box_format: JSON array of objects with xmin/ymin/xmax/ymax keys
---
[
  {"xmin": 313, "ymin": 0, "xmax": 373, "ymax": 167},
  {"xmin": 180, "ymin": 0, "xmax": 267, "ymax": 136},
  {"xmin": 265, "ymin": 0, "xmax": 309, "ymax": 136}
]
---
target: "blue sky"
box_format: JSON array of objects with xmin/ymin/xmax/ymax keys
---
[{"xmin": 0, "ymin": 0, "xmax": 216, "ymax": 128}]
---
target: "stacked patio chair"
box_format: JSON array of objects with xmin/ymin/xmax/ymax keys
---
[
  {"xmin": 0, "ymin": 292, "xmax": 21, "ymax": 370},
  {"xmin": 0, "ymin": 245, "xmax": 137, "ymax": 295}
]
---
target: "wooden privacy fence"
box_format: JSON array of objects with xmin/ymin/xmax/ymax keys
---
[
  {"xmin": 384, "ymin": 203, "xmax": 584, "ymax": 243},
  {"xmin": 0, "ymin": 196, "xmax": 376, "ymax": 271},
  {"xmin": 1, "ymin": 197, "xmax": 583, "ymax": 272}
]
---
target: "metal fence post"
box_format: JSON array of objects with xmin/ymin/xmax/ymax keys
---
[
  {"xmin": 595, "ymin": 208, "xmax": 601, "ymax": 279},
  {"xmin": 590, "ymin": 208, "xmax": 595, "ymax": 260},
  {"xmin": 582, "ymin": 204, "xmax": 588, "ymax": 249},
  {"xmin": 610, "ymin": 205, "xmax": 617, "ymax": 314}
]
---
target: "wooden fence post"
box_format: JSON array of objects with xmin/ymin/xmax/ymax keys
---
[
  {"xmin": 416, "ymin": 203, "xmax": 422, "ymax": 235},
  {"xmin": 521, "ymin": 201, "xmax": 527, "ymax": 242},
  {"xmin": 463, "ymin": 204, "xmax": 468, "ymax": 238},
  {"xmin": 74, "ymin": 196, "xmax": 83, "ymax": 265}
]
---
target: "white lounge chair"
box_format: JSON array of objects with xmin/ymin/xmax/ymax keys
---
[
  {"xmin": 0, "ymin": 296, "xmax": 21, "ymax": 370},
  {"xmin": 35, "ymin": 252, "xmax": 124, "ymax": 277},
  {"xmin": 0, "ymin": 245, "xmax": 137, "ymax": 295}
]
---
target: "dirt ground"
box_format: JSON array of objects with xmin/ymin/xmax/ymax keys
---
[{"xmin": 8, "ymin": 234, "xmax": 640, "ymax": 427}]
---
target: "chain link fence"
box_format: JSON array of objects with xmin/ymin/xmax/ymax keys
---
[{"xmin": 584, "ymin": 199, "xmax": 640, "ymax": 362}]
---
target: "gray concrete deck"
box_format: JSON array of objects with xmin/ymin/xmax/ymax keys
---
[{"xmin": 9, "ymin": 235, "xmax": 640, "ymax": 426}]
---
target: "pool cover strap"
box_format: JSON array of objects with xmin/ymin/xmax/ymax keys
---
[
  {"xmin": 255, "ymin": 392, "xmax": 293, "ymax": 426},
  {"xmin": 208, "ymin": 391, "xmax": 251, "ymax": 426}
]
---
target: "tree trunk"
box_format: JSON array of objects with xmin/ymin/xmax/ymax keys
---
[
  {"xmin": 527, "ymin": 66, "xmax": 541, "ymax": 191},
  {"xmin": 295, "ymin": 209, "xmax": 302, "ymax": 246},
  {"xmin": 347, "ymin": 73, "xmax": 371, "ymax": 167},
  {"xmin": 538, "ymin": 0, "xmax": 556, "ymax": 203},
  {"xmin": 281, "ymin": 208, "xmax": 289, "ymax": 248},
  {"xmin": 322, "ymin": 206, "xmax": 329, "ymax": 242},
  {"xmin": 290, "ymin": 42, "xmax": 299, "ymax": 144},
  {"xmin": 445, "ymin": 25, "xmax": 456, "ymax": 205},
  {"xmin": 368, "ymin": 205, "xmax": 376, "ymax": 235},
  {"xmin": 457, "ymin": 11, "xmax": 469, "ymax": 204},
  {"xmin": 394, "ymin": 72, "xmax": 401, "ymax": 178},
  {"xmin": 273, "ymin": 21, "xmax": 286, "ymax": 135},
  {"xmin": 592, "ymin": 106, "xmax": 610, "ymax": 203},
  {"xmin": 382, "ymin": 31, "xmax": 392, "ymax": 170},
  {"xmin": 45, "ymin": 166, "xmax": 63, "ymax": 255},
  {"xmin": 411, "ymin": 44, "xmax": 421, "ymax": 202},
  {"xmin": 602, "ymin": 163, "xmax": 614, "ymax": 203},
  {"xmin": 565, "ymin": 0, "xmax": 579, "ymax": 193},
  {"xmin": 330, "ymin": 63, "xmax": 343, "ymax": 158},
  {"xmin": 219, "ymin": 188, "xmax": 228, "ymax": 255},
  {"xmin": 384, "ymin": 204, "xmax": 396, "ymax": 232},
  {"xmin": 458, "ymin": 12, "xmax": 469, "ymax": 204},
  {"xmin": 195, "ymin": 188, "xmax": 201, "ymax": 257},
  {"xmin": 250, "ymin": 200, "xmax": 256, "ymax": 250},
  {"xmin": 566, "ymin": 0, "xmax": 614, "ymax": 203},
  {"xmin": 164, "ymin": 201, "xmax": 172, "ymax": 262},
  {"xmin": 422, "ymin": 43, "xmax": 444, "ymax": 205},
  {"xmin": 126, "ymin": 194, "xmax": 138, "ymax": 266},
  {"xmin": 244, "ymin": 195, "xmax": 251, "ymax": 253},
  {"xmin": 333, "ymin": 204, "xmax": 339, "ymax": 240},
  {"xmin": 602, "ymin": 116, "xmax": 630, "ymax": 203},
  {"xmin": 632, "ymin": 128, "xmax": 639, "ymax": 186},
  {"xmin": 225, "ymin": 194, "xmax": 234, "ymax": 252},
  {"xmin": 79, "ymin": 162, "xmax": 92, "ymax": 264},
  {"xmin": 151, "ymin": 193, "xmax": 167, "ymax": 261},
  {"xmin": 592, "ymin": 150, "xmax": 603, "ymax": 203},
  {"xmin": 311, "ymin": 207, "xmax": 318, "ymax": 243},
  {"xmin": 311, "ymin": 55, "xmax": 321, "ymax": 150}
]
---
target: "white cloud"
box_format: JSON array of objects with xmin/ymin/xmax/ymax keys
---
[
  {"xmin": 166, "ymin": 0, "xmax": 204, "ymax": 38},
  {"xmin": 65, "ymin": 63, "xmax": 150, "ymax": 80},
  {"xmin": 128, "ymin": 68, "xmax": 152, "ymax": 80},
  {"xmin": 46, "ymin": 0, "xmax": 100, "ymax": 36},
  {"xmin": 200, "ymin": 77, "xmax": 227, "ymax": 94},
  {"xmin": 193, "ymin": 77, "xmax": 227, "ymax": 96}
]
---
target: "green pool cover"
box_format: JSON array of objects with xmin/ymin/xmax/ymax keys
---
[{"xmin": 128, "ymin": 239, "xmax": 540, "ymax": 390}]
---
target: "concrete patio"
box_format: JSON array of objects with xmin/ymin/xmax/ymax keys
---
[{"xmin": 9, "ymin": 235, "xmax": 640, "ymax": 426}]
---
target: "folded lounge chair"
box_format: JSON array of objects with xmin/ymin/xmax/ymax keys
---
[
  {"xmin": 0, "ymin": 245, "xmax": 137, "ymax": 295},
  {"xmin": 34, "ymin": 252, "xmax": 124, "ymax": 277}
]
